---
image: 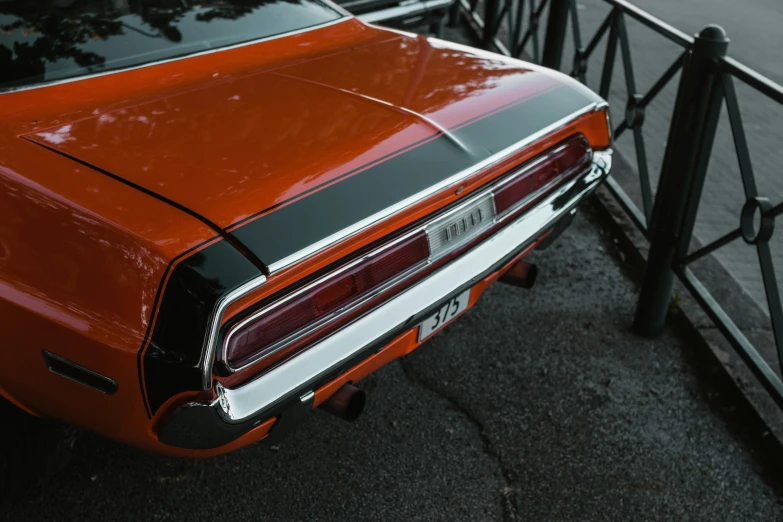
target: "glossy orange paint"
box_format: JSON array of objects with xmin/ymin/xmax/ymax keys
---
[{"xmin": 0, "ymin": 17, "xmax": 611, "ymax": 455}]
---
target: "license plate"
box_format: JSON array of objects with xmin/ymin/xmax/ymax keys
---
[{"xmin": 417, "ymin": 288, "xmax": 471, "ymax": 341}]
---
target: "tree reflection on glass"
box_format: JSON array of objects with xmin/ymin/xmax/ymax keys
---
[
  {"xmin": 0, "ymin": 2, "xmax": 123, "ymax": 84},
  {"xmin": 0, "ymin": 0, "xmax": 340, "ymax": 89}
]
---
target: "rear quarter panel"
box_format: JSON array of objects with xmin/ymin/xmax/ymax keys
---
[{"xmin": 0, "ymin": 137, "xmax": 215, "ymax": 453}]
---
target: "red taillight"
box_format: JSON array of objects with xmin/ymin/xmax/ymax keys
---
[
  {"xmin": 225, "ymin": 232, "xmax": 430, "ymax": 370},
  {"xmin": 553, "ymin": 137, "xmax": 591, "ymax": 175},
  {"xmin": 493, "ymin": 136, "xmax": 591, "ymax": 215},
  {"xmin": 493, "ymin": 162, "xmax": 545, "ymax": 215}
]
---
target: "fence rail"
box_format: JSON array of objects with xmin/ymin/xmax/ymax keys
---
[{"xmin": 453, "ymin": 0, "xmax": 783, "ymax": 409}]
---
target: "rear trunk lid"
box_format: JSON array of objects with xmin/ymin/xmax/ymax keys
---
[{"xmin": 23, "ymin": 32, "xmax": 602, "ymax": 269}]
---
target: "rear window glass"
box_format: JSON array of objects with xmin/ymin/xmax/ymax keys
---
[{"xmin": 0, "ymin": 0, "xmax": 343, "ymax": 91}]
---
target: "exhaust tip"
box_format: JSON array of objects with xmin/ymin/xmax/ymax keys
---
[
  {"xmin": 320, "ymin": 383, "xmax": 366, "ymax": 422},
  {"xmin": 500, "ymin": 260, "xmax": 538, "ymax": 289}
]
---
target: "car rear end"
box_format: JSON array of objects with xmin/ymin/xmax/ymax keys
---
[
  {"xmin": 156, "ymin": 97, "xmax": 612, "ymax": 452},
  {"xmin": 0, "ymin": 2, "xmax": 612, "ymax": 457}
]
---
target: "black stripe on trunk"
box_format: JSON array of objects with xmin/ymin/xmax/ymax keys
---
[{"xmin": 230, "ymin": 85, "xmax": 590, "ymax": 267}]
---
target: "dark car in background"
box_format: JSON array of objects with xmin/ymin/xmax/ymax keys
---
[{"xmin": 336, "ymin": 0, "xmax": 453, "ymax": 36}]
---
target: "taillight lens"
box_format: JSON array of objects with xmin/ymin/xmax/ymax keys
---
[
  {"xmin": 225, "ymin": 232, "xmax": 430, "ymax": 370},
  {"xmin": 493, "ymin": 136, "xmax": 591, "ymax": 215}
]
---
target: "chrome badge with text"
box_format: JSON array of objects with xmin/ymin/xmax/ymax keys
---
[{"xmin": 425, "ymin": 194, "xmax": 497, "ymax": 259}]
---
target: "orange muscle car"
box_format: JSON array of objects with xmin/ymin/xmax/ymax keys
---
[{"xmin": 0, "ymin": 0, "xmax": 612, "ymax": 464}]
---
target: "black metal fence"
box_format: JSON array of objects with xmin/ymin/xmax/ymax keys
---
[{"xmin": 453, "ymin": 0, "xmax": 783, "ymax": 408}]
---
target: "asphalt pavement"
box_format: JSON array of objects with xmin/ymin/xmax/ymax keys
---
[{"xmin": 3, "ymin": 208, "xmax": 781, "ymax": 521}]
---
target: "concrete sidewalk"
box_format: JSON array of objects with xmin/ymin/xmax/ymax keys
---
[{"xmin": 4, "ymin": 207, "xmax": 781, "ymax": 521}]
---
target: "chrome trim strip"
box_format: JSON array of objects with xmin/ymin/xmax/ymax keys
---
[
  {"xmin": 266, "ymin": 102, "xmax": 605, "ymax": 274},
  {"xmin": 0, "ymin": 17, "xmax": 350, "ymax": 95},
  {"xmin": 357, "ymin": 0, "xmax": 454, "ymax": 24},
  {"xmin": 214, "ymin": 150, "xmax": 611, "ymax": 422},
  {"xmin": 200, "ymin": 275, "xmax": 267, "ymax": 389}
]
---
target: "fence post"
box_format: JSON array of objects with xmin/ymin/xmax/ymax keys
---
[
  {"xmin": 541, "ymin": 0, "xmax": 569, "ymax": 69},
  {"xmin": 448, "ymin": 0, "xmax": 461, "ymax": 27},
  {"xmin": 633, "ymin": 25, "xmax": 730, "ymax": 336},
  {"xmin": 482, "ymin": 0, "xmax": 500, "ymax": 47}
]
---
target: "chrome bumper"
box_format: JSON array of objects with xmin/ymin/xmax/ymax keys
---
[{"xmin": 157, "ymin": 150, "xmax": 612, "ymax": 449}]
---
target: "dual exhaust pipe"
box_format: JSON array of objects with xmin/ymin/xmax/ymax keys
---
[
  {"xmin": 499, "ymin": 260, "xmax": 538, "ymax": 289},
  {"xmin": 320, "ymin": 383, "xmax": 365, "ymax": 422}
]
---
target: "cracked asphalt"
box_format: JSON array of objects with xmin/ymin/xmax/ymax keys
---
[{"xmin": 3, "ymin": 207, "xmax": 782, "ymax": 521}]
